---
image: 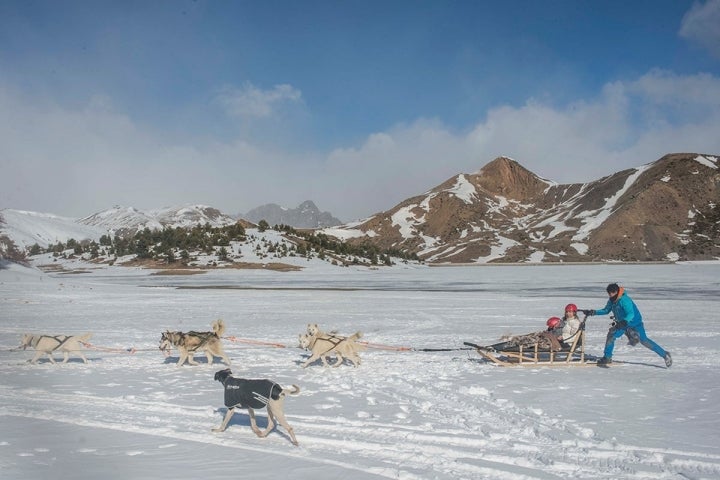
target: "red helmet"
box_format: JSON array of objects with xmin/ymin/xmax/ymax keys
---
[
  {"xmin": 546, "ymin": 317, "xmax": 562, "ymax": 329},
  {"xmin": 565, "ymin": 303, "xmax": 578, "ymax": 313}
]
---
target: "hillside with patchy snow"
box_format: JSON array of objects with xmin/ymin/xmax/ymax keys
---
[{"xmin": 325, "ymin": 153, "xmax": 720, "ymax": 263}]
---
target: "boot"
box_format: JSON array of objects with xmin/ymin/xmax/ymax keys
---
[
  {"xmin": 597, "ymin": 356, "xmax": 612, "ymax": 367},
  {"xmin": 664, "ymin": 352, "xmax": 672, "ymax": 368}
]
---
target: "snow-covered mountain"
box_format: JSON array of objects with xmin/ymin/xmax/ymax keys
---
[
  {"xmin": 2, "ymin": 153, "xmax": 718, "ymax": 264},
  {"xmin": 78, "ymin": 205, "xmax": 237, "ymax": 236},
  {"xmin": 0, "ymin": 205, "xmax": 239, "ymax": 251},
  {"xmin": 243, "ymin": 200, "xmax": 342, "ymax": 228},
  {"xmin": 0, "ymin": 209, "xmax": 108, "ymax": 250},
  {"xmin": 323, "ymin": 153, "xmax": 720, "ymax": 263}
]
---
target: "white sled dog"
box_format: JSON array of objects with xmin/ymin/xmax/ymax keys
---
[
  {"xmin": 212, "ymin": 368, "xmax": 301, "ymax": 446},
  {"xmin": 20, "ymin": 333, "xmax": 93, "ymax": 364},
  {"xmin": 159, "ymin": 319, "xmax": 231, "ymax": 366},
  {"xmin": 300, "ymin": 323, "xmax": 365, "ymax": 367}
]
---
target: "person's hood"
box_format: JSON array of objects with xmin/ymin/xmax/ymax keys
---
[{"xmin": 610, "ymin": 287, "xmax": 625, "ymax": 303}]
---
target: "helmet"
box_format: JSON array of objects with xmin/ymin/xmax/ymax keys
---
[
  {"xmin": 606, "ymin": 283, "xmax": 620, "ymax": 294},
  {"xmin": 546, "ymin": 317, "xmax": 562, "ymax": 329},
  {"xmin": 565, "ymin": 303, "xmax": 578, "ymax": 313}
]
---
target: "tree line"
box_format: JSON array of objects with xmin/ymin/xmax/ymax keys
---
[{"xmin": 29, "ymin": 221, "xmax": 419, "ymax": 266}]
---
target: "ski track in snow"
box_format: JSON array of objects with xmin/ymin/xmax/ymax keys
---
[
  {"xmin": 2, "ymin": 264, "xmax": 720, "ymax": 479},
  {"xmin": 2, "ymin": 347, "xmax": 719, "ymax": 479}
]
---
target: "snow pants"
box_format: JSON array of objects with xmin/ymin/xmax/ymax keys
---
[{"xmin": 604, "ymin": 323, "xmax": 667, "ymax": 359}]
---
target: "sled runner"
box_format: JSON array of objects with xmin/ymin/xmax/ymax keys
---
[{"xmin": 465, "ymin": 318, "xmax": 597, "ymax": 367}]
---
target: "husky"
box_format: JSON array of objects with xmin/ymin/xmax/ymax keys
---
[
  {"xmin": 300, "ymin": 323, "xmax": 365, "ymax": 367},
  {"xmin": 159, "ymin": 319, "xmax": 231, "ymax": 366},
  {"xmin": 20, "ymin": 333, "xmax": 93, "ymax": 364},
  {"xmin": 212, "ymin": 368, "xmax": 300, "ymax": 446}
]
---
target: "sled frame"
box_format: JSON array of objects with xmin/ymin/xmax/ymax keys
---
[{"xmin": 471, "ymin": 329, "xmax": 596, "ymax": 367}]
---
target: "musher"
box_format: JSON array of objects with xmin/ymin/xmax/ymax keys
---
[{"xmin": 585, "ymin": 283, "xmax": 672, "ymax": 368}]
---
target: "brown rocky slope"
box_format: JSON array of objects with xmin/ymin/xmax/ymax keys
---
[{"xmin": 327, "ymin": 153, "xmax": 720, "ymax": 263}]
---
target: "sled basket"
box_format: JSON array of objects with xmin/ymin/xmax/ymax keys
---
[{"xmin": 465, "ymin": 322, "xmax": 596, "ymax": 367}]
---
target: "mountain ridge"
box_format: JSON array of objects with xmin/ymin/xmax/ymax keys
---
[
  {"xmin": 243, "ymin": 200, "xmax": 342, "ymax": 228},
  {"xmin": 2, "ymin": 153, "xmax": 718, "ymax": 264},
  {"xmin": 323, "ymin": 153, "xmax": 720, "ymax": 263}
]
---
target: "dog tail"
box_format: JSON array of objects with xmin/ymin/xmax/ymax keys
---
[
  {"xmin": 212, "ymin": 319, "xmax": 226, "ymax": 336},
  {"xmin": 282, "ymin": 385, "xmax": 301, "ymax": 396},
  {"xmin": 79, "ymin": 333, "xmax": 93, "ymax": 342}
]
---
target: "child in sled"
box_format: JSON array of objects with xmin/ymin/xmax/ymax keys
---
[
  {"xmin": 558, "ymin": 303, "xmax": 582, "ymax": 348},
  {"xmin": 491, "ymin": 316, "xmax": 565, "ymax": 352},
  {"xmin": 486, "ymin": 303, "xmax": 584, "ymax": 352}
]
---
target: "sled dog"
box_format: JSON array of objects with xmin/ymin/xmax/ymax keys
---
[
  {"xmin": 159, "ymin": 319, "xmax": 231, "ymax": 366},
  {"xmin": 20, "ymin": 333, "xmax": 93, "ymax": 364},
  {"xmin": 300, "ymin": 323, "xmax": 365, "ymax": 367},
  {"xmin": 212, "ymin": 368, "xmax": 300, "ymax": 446}
]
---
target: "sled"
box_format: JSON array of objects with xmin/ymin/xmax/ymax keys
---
[{"xmin": 465, "ymin": 320, "xmax": 598, "ymax": 367}]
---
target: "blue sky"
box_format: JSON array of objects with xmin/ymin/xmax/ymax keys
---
[{"xmin": 2, "ymin": 0, "xmax": 719, "ymax": 221}]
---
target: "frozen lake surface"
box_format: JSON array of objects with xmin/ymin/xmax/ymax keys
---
[{"xmin": 2, "ymin": 262, "xmax": 719, "ymax": 479}]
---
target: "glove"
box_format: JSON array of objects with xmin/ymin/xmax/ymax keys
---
[
  {"xmin": 612, "ymin": 320, "xmax": 628, "ymax": 329},
  {"xmin": 581, "ymin": 309, "xmax": 595, "ymax": 316}
]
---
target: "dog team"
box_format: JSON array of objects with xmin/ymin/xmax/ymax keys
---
[{"xmin": 18, "ymin": 320, "xmax": 366, "ymax": 446}]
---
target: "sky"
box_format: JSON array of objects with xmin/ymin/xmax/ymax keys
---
[{"xmin": 1, "ymin": 0, "xmax": 720, "ymax": 222}]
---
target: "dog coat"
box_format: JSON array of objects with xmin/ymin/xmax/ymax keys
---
[{"xmin": 223, "ymin": 378, "xmax": 283, "ymax": 409}]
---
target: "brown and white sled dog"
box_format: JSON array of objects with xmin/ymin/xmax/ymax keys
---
[
  {"xmin": 159, "ymin": 319, "xmax": 231, "ymax": 366},
  {"xmin": 212, "ymin": 368, "xmax": 300, "ymax": 446},
  {"xmin": 20, "ymin": 333, "xmax": 93, "ymax": 364},
  {"xmin": 300, "ymin": 323, "xmax": 365, "ymax": 368}
]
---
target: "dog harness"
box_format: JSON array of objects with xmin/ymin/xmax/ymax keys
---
[
  {"xmin": 182, "ymin": 331, "xmax": 217, "ymax": 351},
  {"xmin": 30, "ymin": 335, "xmax": 72, "ymax": 351},
  {"xmin": 223, "ymin": 378, "xmax": 283, "ymax": 409},
  {"xmin": 159, "ymin": 331, "xmax": 216, "ymax": 353},
  {"xmin": 307, "ymin": 334, "xmax": 346, "ymax": 356}
]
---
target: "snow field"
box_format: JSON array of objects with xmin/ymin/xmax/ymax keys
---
[{"xmin": 1, "ymin": 262, "xmax": 720, "ymax": 479}]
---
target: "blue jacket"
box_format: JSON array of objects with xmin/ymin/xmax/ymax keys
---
[{"xmin": 595, "ymin": 287, "xmax": 643, "ymax": 327}]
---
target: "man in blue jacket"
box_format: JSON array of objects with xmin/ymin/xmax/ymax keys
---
[{"xmin": 587, "ymin": 283, "xmax": 672, "ymax": 368}]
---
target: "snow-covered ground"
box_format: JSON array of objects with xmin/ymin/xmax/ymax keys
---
[{"xmin": 1, "ymin": 261, "xmax": 719, "ymax": 479}]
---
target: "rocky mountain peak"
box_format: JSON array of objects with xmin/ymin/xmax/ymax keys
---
[
  {"xmin": 243, "ymin": 201, "xmax": 341, "ymax": 229},
  {"xmin": 474, "ymin": 156, "xmax": 551, "ymax": 201},
  {"xmin": 327, "ymin": 153, "xmax": 719, "ymax": 263}
]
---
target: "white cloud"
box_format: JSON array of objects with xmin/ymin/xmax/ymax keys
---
[
  {"xmin": 679, "ymin": 0, "xmax": 720, "ymax": 58},
  {"xmin": 317, "ymin": 71, "xmax": 720, "ymax": 219},
  {"xmin": 2, "ymin": 71, "xmax": 720, "ymax": 223},
  {"xmin": 215, "ymin": 82, "xmax": 302, "ymax": 119},
  {"xmin": 629, "ymin": 69, "xmax": 720, "ymax": 109}
]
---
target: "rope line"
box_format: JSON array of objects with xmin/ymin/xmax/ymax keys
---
[
  {"xmin": 224, "ymin": 336, "xmax": 287, "ymax": 348},
  {"xmin": 3, "ymin": 338, "xmax": 476, "ymax": 355},
  {"xmin": 81, "ymin": 341, "xmax": 136, "ymax": 354}
]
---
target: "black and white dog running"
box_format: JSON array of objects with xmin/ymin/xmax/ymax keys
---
[{"xmin": 212, "ymin": 368, "xmax": 301, "ymax": 446}]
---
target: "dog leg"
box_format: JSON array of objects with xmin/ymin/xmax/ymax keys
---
[
  {"xmin": 212, "ymin": 407, "xmax": 235, "ymax": 432},
  {"xmin": 257, "ymin": 408, "xmax": 276, "ymax": 438},
  {"xmin": 77, "ymin": 351, "xmax": 89, "ymax": 364},
  {"xmin": 204, "ymin": 349, "xmax": 215, "ymax": 365},
  {"xmin": 302, "ymin": 353, "xmax": 321, "ymax": 368},
  {"xmin": 269, "ymin": 402, "xmax": 298, "ymax": 446},
  {"xmin": 186, "ymin": 352, "xmax": 199, "ymax": 366},
  {"xmin": 218, "ymin": 348, "xmax": 231, "ymax": 366},
  {"xmin": 247, "ymin": 408, "xmax": 264, "ymax": 437},
  {"xmin": 62, "ymin": 351, "xmax": 70, "ymax": 363},
  {"xmin": 46, "ymin": 352, "xmax": 57, "ymax": 364},
  {"xmin": 176, "ymin": 352, "xmax": 188, "ymax": 366},
  {"xmin": 29, "ymin": 351, "xmax": 44, "ymax": 364},
  {"xmin": 331, "ymin": 352, "xmax": 345, "ymax": 367}
]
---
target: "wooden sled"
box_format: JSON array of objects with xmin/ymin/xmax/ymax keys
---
[{"xmin": 465, "ymin": 325, "xmax": 598, "ymax": 367}]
